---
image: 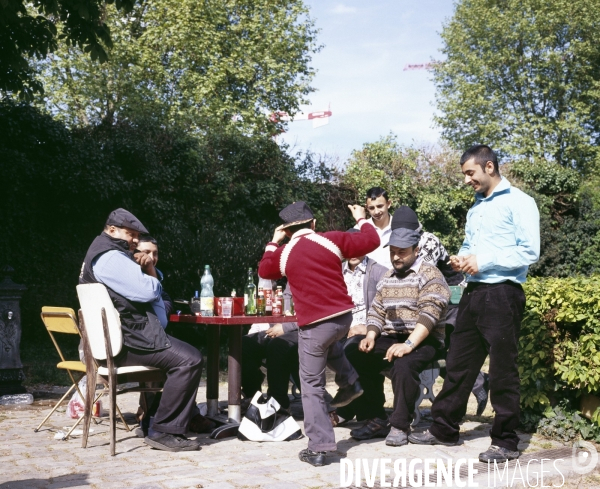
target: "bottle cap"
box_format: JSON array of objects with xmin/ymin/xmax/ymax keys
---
[{"xmin": 205, "ymin": 265, "xmax": 210, "ymax": 269}]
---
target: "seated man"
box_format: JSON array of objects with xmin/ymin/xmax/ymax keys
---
[
  {"xmin": 79, "ymin": 208, "xmax": 205, "ymax": 452},
  {"xmin": 134, "ymin": 235, "xmax": 214, "ymax": 437},
  {"xmin": 345, "ymin": 227, "xmax": 450, "ymax": 446},
  {"xmin": 333, "ymin": 229, "xmax": 388, "ymax": 424},
  {"xmin": 241, "ymin": 284, "xmax": 299, "ymax": 414}
]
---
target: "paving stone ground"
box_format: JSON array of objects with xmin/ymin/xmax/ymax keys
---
[{"xmin": 1, "ymin": 374, "xmax": 599, "ymax": 488}]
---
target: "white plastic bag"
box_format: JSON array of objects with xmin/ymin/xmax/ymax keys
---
[{"xmin": 67, "ymin": 376, "xmax": 87, "ymax": 419}]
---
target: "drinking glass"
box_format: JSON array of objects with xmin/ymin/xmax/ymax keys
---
[{"xmin": 222, "ymin": 298, "xmax": 233, "ymax": 318}]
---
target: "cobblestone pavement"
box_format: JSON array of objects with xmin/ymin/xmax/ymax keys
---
[{"xmin": 1, "ymin": 377, "xmax": 599, "ymax": 489}]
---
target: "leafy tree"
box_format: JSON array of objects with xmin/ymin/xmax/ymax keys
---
[
  {"xmin": 434, "ymin": 0, "xmax": 600, "ymax": 172},
  {"xmin": 36, "ymin": 0, "xmax": 319, "ymax": 132},
  {"xmin": 0, "ymin": 0, "xmax": 136, "ymax": 100}
]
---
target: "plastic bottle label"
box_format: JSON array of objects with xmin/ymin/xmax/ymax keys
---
[{"xmin": 201, "ymin": 297, "xmax": 214, "ymax": 316}]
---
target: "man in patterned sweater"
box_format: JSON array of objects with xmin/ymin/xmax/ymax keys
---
[
  {"xmin": 345, "ymin": 227, "xmax": 450, "ymax": 446},
  {"xmin": 258, "ymin": 201, "xmax": 380, "ymax": 466}
]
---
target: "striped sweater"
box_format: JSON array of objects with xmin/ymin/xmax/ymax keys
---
[{"xmin": 366, "ymin": 259, "xmax": 450, "ymax": 345}]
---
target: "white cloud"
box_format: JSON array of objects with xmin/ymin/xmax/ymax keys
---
[{"xmin": 331, "ymin": 4, "xmax": 357, "ymax": 14}]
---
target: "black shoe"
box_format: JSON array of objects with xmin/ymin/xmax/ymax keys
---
[
  {"xmin": 350, "ymin": 417, "xmax": 391, "ymax": 440},
  {"xmin": 479, "ymin": 445, "xmax": 519, "ymax": 463},
  {"xmin": 473, "ymin": 373, "xmax": 489, "ymax": 416},
  {"xmin": 144, "ymin": 433, "xmax": 201, "ymax": 452},
  {"xmin": 408, "ymin": 429, "xmax": 458, "ymax": 446},
  {"xmin": 299, "ymin": 448, "xmax": 326, "ymax": 467},
  {"xmin": 330, "ymin": 381, "xmax": 364, "ymax": 409}
]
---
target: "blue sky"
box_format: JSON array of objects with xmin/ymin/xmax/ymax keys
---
[{"xmin": 279, "ymin": 1, "xmax": 456, "ymax": 162}]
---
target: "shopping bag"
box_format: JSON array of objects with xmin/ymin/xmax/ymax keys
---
[{"xmin": 237, "ymin": 391, "xmax": 303, "ymax": 442}]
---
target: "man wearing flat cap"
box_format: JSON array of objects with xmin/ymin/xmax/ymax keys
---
[
  {"xmin": 258, "ymin": 201, "xmax": 379, "ymax": 466},
  {"xmin": 79, "ymin": 208, "xmax": 208, "ymax": 452},
  {"xmin": 344, "ymin": 227, "xmax": 450, "ymax": 447}
]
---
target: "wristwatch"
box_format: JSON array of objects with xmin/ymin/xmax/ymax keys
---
[{"xmin": 404, "ymin": 339, "xmax": 415, "ymax": 350}]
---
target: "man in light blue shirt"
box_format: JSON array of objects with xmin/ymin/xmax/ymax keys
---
[{"xmin": 410, "ymin": 145, "xmax": 540, "ymax": 464}]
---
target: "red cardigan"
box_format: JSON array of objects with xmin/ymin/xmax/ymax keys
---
[{"xmin": 258, "ymin": 219, "xmax": 380, "ymax": 326}]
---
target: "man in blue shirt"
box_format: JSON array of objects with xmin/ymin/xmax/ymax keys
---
[
  {"xmin": 409, "ymin": 145, "xmax": 540, "ymax": 463},
  {"xmin": 79, "ymin": 209, "xmax": 205, "ymax": 452}
]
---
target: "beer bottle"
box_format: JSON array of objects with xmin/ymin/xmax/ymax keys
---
[
  {"xmin": 257, "ymin": 287, "xmax": 265, "ymax": 316},
  {"xmin": 244, "ymin": 268, "xmax": 257, "ymax": 316},
  {"xmin": 273, "ymin": 286, "xmax": 283, "ymax": 316}
]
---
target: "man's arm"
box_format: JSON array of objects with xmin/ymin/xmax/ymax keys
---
[{"xmin": 93, "ymin": 250, "xmax": 162, "ymax": 302}]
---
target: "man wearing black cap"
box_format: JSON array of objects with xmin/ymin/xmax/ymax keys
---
[
  {"xmin": 258, "ymin": 201, "xmax": 379, "ymax": 466},
  {"xmin": 344, "ymin": 227, "xmax": 450, "ymax": 446},
  {"xmin": 79, "ymin": 208, "xmax": 206, "ymax": 452}
]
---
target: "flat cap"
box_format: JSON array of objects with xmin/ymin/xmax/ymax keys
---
[
  {"xmin": 105, "ymin": 208, "xmax": 149, "ymax": 234},
  {"xmin": 279, "ymin": 201, "xmax": 315, "ymax": 230},
  {"xmin": 384, "ymin": 228, "xmax": 421, "ymax": 249},
  {"xmin": 391, "ymin": 205, "xmax": 421, "ymax": 231}
]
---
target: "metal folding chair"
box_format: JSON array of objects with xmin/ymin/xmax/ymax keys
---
[{"xmin": 35, "ymin": 307, "xmax": 100, "ymax": 439}]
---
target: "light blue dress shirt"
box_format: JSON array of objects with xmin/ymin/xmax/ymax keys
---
[
  {"xmin": 92, "ymin": 250, "xmax": 168, "ymax": 328},
  {"xmin": 459, "ymin": 176, "xmax": 540, "ymax": 284}
]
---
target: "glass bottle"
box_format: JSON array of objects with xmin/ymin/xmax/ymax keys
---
[
  {"xmin": 244, "ymin": 268, "xmax": 257, "ymax": 315},
  {"xmin": 200, "ymin": 265, "xmax": 214, "ymax": 317},
  {"xmin": 257, "ymin": 287, "xmax": 265, "ymax": 316},
  {"xmin": 258, "ymin": 275, "xmax": 273, "ymax": 316},
  {"xmin": 273, "ymin": 285, "xmax": 283, "ymax": 316}
]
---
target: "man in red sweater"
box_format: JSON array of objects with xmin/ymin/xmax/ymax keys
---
[{"xmin": 259, "ymin": 201, "xmax": 379, "ymax": 466}]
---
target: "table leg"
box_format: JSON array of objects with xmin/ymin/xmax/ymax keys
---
[
  {"xmin": 228, "ymin": 324, "xmax": 242, "ymax": 423},
  {"xmin": 206, "ymin": 325, "xmax": 220, "ymax": 417}
]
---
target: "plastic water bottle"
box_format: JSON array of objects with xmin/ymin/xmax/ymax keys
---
[
  {"xmin": 0, "ymin": 393, "xmax": 34, "ymax": 405},
  {"xmin": 200, "ymin": 265, "xmax": 214, "ymax": 316}
]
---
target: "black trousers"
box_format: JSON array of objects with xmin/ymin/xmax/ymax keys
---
[
  {"xmin": 241, "ymin": 330, "xmax": 299, "ymax": 409},
  {"xmin": 429, "ymin": 282, "xmax": 525, "ymax": 451},
  {"xmin": 345, "ymin": 334, "xmax": 443, "ymax": 431},
  {"xmin": 116, "ymin": 335, "xmax": 203, "ymax": 435}
]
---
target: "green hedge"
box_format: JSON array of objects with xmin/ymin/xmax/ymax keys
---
[{"xmin": 520, "ymin": 275, "xmax": 600, "ymax": 425}]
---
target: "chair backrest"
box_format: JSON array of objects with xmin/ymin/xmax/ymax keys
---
[
  {"xmin": 41, "ymin": 307, "xmax": 79, "ymax": 334},
  {"xmin": 76, "ymin": 283, "xmax": 123, "ymax": 360},
  {"xmin": 40, "ymin": 307, "xmax": 80, "ymax": 363}
]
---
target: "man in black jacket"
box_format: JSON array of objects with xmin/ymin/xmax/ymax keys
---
[{"xmin": 79, "ymin": 208, "xmax": 204, "ymax": 452}]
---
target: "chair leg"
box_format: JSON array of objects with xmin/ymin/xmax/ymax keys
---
[
  {"xmin": 79, "ymin": 309, "xmax": 96, "ymax": 449},
  {"xmin": 34, "ymin": 383, "xmax": 77, "ymax": 432},
  {"xmin": 115, "ymin": 403, "xmax": 131, "ymax": 431},
  {"xmin": 109, "ymin": 368, "xmax": 116, "ymax": 456}
]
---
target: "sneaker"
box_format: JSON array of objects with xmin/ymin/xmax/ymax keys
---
[
  {"xmin": 330, "ymin": 381, "xmax": 364, "ymax": 409},
  {"xmin": 350, "ymin": 417, "xmax": 391, "ymax": 440},
  {"xmin": 479, "ymin": 445, "xmax": 519, "ymax": 463},
  {"xmin": 408, "ymin": 429, "xmax": 458, "ymax": 446},
  {"xmin": 385, "ymin": 427, "xmax": 409, "ymax": 447},
  {"xmin": 144, "ymin": 433, "xmax": 201, "ymax": 452},
  {"xmin": 299, "ymin": 448, "xmax": 326, "ymax": 467},
  {"xmin": 473, "ymin": 373, "xmax": 490, "ymax": 416},
  {"xmin": 188, "ymin": 413, "xmax": 216, "ymax": 434}
]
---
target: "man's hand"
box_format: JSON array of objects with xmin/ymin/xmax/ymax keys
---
[
  {"xmin": 272, "ymin": 225, "xmax": 287, "ymax": 245},
  {"xmin": 134, "ymin": 252, "xmax": 158, "ymax": 278},
  {"xmin": 348, "ymin": 204, "xmax": 366, "ymax": 222},
  {"xmin": 265, "ymin": 324, "xmax": 284, "ymax": 338},
  {"xmin": 384, "ymin": 343, "xmax": 413, "ymax": 362},
  {"xmin": 459, "ymin": 254, "xmax": 479, "ymax": 275},
  {"xmin": 348, "ymin": 324, "xmax": 367, "ymax": 338},
  {"xmin": 449, "ymin": 255, "xmax": 463, "ymax": 272},
  {"xmin": 359, "ymin": 331, "xmax": 377, "ymax": 353}
]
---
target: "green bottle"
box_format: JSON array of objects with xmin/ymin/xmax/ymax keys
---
[{"xmin": 244, "ymin": 268, "xmax": 257, "ymax": 315}]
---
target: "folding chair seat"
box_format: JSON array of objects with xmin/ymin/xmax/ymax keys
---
[
  {"xmin": 35, "ymin": 307, "xmax": 100, "ymax": 440},
  {"xmin": 77, "ymin": 283, "xmax": 165, "ymax": 456}
]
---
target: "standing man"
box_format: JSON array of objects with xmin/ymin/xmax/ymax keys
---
[
  {"xmin": 362, "ymin": 187, "xmax": 393, "ymax": 267},
  {"xmin": 79, "ymin": 209, "xmax": 204, "ymax": 452},
  {"xmin": 409, "ymin": 145, "xmax": 540, "ymax": 463},
  {"xmin": 258, "ymin": 201, "xmax": 379, "ymax": 466}
]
